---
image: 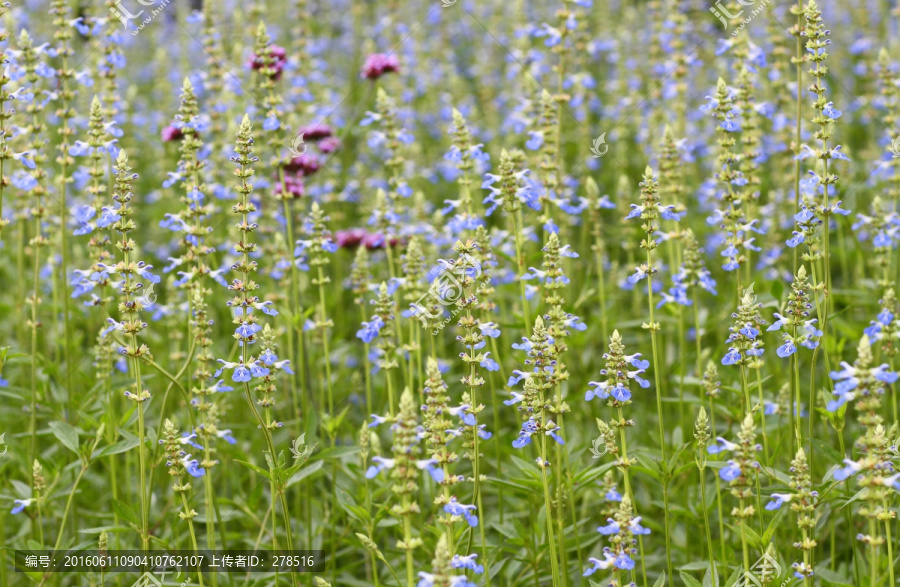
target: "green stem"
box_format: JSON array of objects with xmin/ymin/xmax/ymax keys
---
[
  {"xmin": 646, "ymin": 248, "xmax": 671, "ymax": 585},
  {"xmin": 699, "ymin": 465, "xmax": 717, "ymax": 587}
]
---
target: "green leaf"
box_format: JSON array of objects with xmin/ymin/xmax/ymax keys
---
[
  {"xmin": 49, "ymin": 421, "xmax": 80, "ymax": 454},
  {"xmin": 680, "ymin": 570, "xmax": 702, "ymax": 587},
  {"xmin": 723, "ymin": 565, "xmax": 743, "ymax": 587},
  {"xmin": 703, "ymin": 564, "xmax": 719, "ymax": 587},
  {"xmin": 726, "ymin": 523, "xmax": 762, "ymax": 550},
  {"xmin": 810, "ymin": 437, "xmax": 843, "ymax": 466},
  {"xmin": 485, "ymin": 475, "xmax": 535, "ymax": 492},
  {"xmin": 814, "ymin": 567, "xmax": 853, "ymax": 586},
  {"xmin": 653, "ymin": 571, "xmax": 666, "ymax": 587},
  {"xmin": 341, "ymin": 503, "xmax": 371, "ymax": 525},
  {"xmin": 762, "ymin": 507, "xmax": 787, "ymax": 543},
  {"xmin": 285, "ymin": 460, "xmax": 324, "ymax": 488},
  {"xmin": 770, "ymin": 279, "xmax": 784, "ymax": 302},
  {"xmin": 112, "ymin": 498, "xmax": 139, "ymax": 527},
  {"xmin": 629, "ymin": 465, "xmax": 661, "ymax": 482},
  {"xmin": 233, "ymin": 459, "xmax": 272, "ymax": 481},
  {"xmin": 314, "ymin": 446, "xmax": 359, "ymax": 461},
  {"xmin": 94, "ymin": 437, "xmax": 139, "ymax": 458}
]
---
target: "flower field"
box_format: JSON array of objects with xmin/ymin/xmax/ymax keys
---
[{"xmin": 1, "ymin": 0, "xmax": 900, "ymax": 586}]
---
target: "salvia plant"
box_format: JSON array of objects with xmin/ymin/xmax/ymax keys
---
[{"xmin": 3, "ymin": 2, "xmax": 900, "ymax": 587}]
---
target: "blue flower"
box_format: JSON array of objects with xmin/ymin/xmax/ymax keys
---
[
  {"xmin": 179, "ymin": 432, "xmax": 204, "ymax": 450},
  {"xmin": 259, "ymin": 348, "xmax": 278, "ymax": 365},
  {"xmin": 365, "ymin": 456, "xmax": 395, "ymax": 479},
  {"xmin": 503, "ymin": 392, "xmax": 524, "ymax": 406},
  {"xmin": 629, "ymin": 517, "xmax": 651, "ymax": 535},
  {"xmin": 585, "ymin": 381, "xmax": 608, "ymax": 401},
  {"xmin": 545, "ymin": 425, "xmax": 564, "ymax": 445},
  {"xmin": 720, "ymin": 461, "xmax": 742, "ymax": 481},
  {"xmin": 786, "ymin": 232, "xmax": 805, "ymax": 248},
  {"xmin": 215, "ymin": 359, "xmax": 253, "ymax": 383},
  {"xmin": 508, "ymin": 370, "xmax": 529, "ymax": 386},
  {"xmin": 609, "ymin": 385, "xmax": 631, "ymax": 402},
  {"xmin": 216, "ymin": 429, "xmax": 237, "ymax": 444},
  {"xmin": 12, "ymin": 151, "xmax": 36, "ymax": 169},
  {"xmin": 822, "ymin": 102, "xmax": 842, "ymax": 119},
  {"xmin": 368, "ymin": 414, "xmax": 389, "ymax": 428},
  {"xmin": 11, "ymin": 499, "xmax": 33, "ymax": 514},
  {"xmin": 627, "ymin": 266, "xmax": 648, "ymax": 284},
  {"xmin": 832, "ymin": 459, "xmax": 862, "ymax": 481},
  {"xmin": 512, "ymin": 419, "xmax": 538, "ymax": 448},
  {"xmin": 417, "ymin": 459, "xmax": 445, "ymax": 483},
  {"xmin": 722, "ymin": 348, "xmax": 741, "ymax": 365},
  {"xmin": 777, "ymin": 338, "xmax": 797, "ymax": 357},
  {"xmin": 526, "ymin": 131, "xmax": 544, "ymax": 150},
  {"xmin": 479, "ymin": 352, "xmax": 500, "ymax": 372},
  {"xmin": 613, "ymin": 554, "xmax": 635, "ymax": 570},
  {"xmin": 448, "ymin": 405, "xmax": 476, "ymax": 426},
  {"xmin": 181, "ymin": 454, "xmax": 206, "ymax": 477},
  {"xmin": 707, "ymin": 437, "xmax": 738, "ymax": 455},
  {"xmin": 356, "ymin": 315, "xmax": 385, "ymax": 343},
  {"xmin": 479, "ymin": 322, "xmax": 501, "ymax": 338},
  {"xmin": 765, "ymin": 493, "xmax": 792, "ymax": 510},
  {"xmin": 451, "ymin": 554, "xmax": 484, "ymax": 574},
  {"xmin": 444, "ymin": 497, "xmax": 478, "ymax": 527},
  {"xmin": 583, "ymin": 553, "xmax": 617, "ymax": 576}
]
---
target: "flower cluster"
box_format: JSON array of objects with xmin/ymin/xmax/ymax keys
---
[
  {"xmin": 765, "ymin": 448, "xmax": 818, "ymax": 580},
  {"xmin": 658, "ymin": 230, "xmax": 717, "ymax": 307},
  {"xmin": 766, "ymin": 266, "xmax": 821, "ymax": 358},
  {"xmin": 585, "ymin": 330, "xmax": 649, "ymax": 405},
  {"xmin": 482, "ymin": 148, "xmax": 540, "ymax": 216},
  {"xmin": 507, "ymin": 318, "xmax": 564, "ymax": 451},
  {"xmin": 710, "ymin": 413, "xmax": 760, "ymax": 523},
  {"xmin": 584, "ymin": 495, "xmax": 649, "ymax": 578},
  {"xmin": 721, "ymin": 285, "xmax": 766, "ymax": 367},
  {"xmin": 864, "ymin": 288, "xmax": 899, "ymax": 357}
]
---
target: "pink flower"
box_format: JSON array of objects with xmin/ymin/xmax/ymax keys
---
[
  {"xmin": 274, "ymin": 174, "xmax": 304, "ymax": 199},
  {"xmin": 284, "ymin": 153, "xmax": 321, "ymax": 177},
  {"xmin": 297, "ymin": 123, "xmax": 334, "ymax": 141},
  {"xmin": 161, "ymin": 125, "xmax": 184, "ymax": 142},
  {"xmin": 362, "ymin": 53, "xmax": 399, "ymax": 80},
  {"xmin": 333, "ymin": 230, "xmax": 400, "ymax": 250},
  {"xmin": 248, "ymin": 45, "xmax": 288, "ymax": 80},
  {"xmin": 335, "ymin": 228, "xmax": 368, "ymax": 249},
  {"xmin": 318, "ymin": 136, "xmax": 341, "ymax": 154}
]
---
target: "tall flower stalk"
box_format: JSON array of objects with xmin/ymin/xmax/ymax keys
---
[
  {"xmin": 50, "ymin": 0, "xmax": 75, "ymax": 405},
  {"xmin": 218, "ymin": 116, "xmax": 298, "ymax": 585},
  {"xmin": 764, "ymin": 448, "xmax": 817, "ymax": 586},
  {"xmin": 709, "ymin": 413, "xmax": 761, "ymax": 576},
  {"xmin": 507, "ymin": 317, "xmax": 562, "ymax": 587},
  {"xmin": 625, "ymin": 166, "xmax": 674, "ymax": 457},
  {"xmin": 104, "ymin": 150, "xmax": 158, "ymax": 550},
  {"xmin": 828, "ymin": 335, "xmax": 899, "ymax": 587},
  {"xmin": 18, "ymin": 29, "xmax": 48, "ymax": 472},
  {"xmin": 448, "ymin": 240, "xmax": 494, "ymax": 577},
  {"xmin": 160, "ymin": 418, "xmax": 206, "ymax": 585},
  {"xmin": 584, "ymin": 330, "xmax": 652, "ymax": 585},
  {"xmin": 299, "ymin": 202, "xmax": 337, "ymax": 420},
  {"xmin": 693, "ymin": 407, "xmax": 717, "ymax": 587},
  {"xmin": 482, "ymin": 148, "xmax": 539, "ymax": 333},
  {"xmin": 532, "ymin": 231, "xmax": 584, "ymax": 574}
]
